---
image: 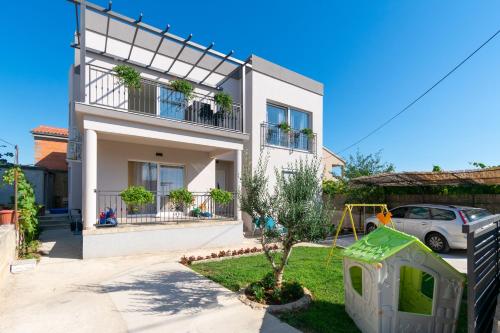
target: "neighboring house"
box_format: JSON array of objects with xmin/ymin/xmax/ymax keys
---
[
  {"xmin": 31, "ymin": 126, "xmax": 69, "ymax": 209},
  {"xmin": 323, "ymin": 147, "xmax": 345, "ymax": 180},
  {"xmin": 67, "ymin": 2, "xmax": 324, "ymax": 258},
  {"xmin": 0, "ymin": 165, "xmax": 46, "ymax": 209}
]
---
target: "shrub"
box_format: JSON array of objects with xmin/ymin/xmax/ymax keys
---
[
  {"xmin": 170, "ymin": 80, "xmax": 194, "ymax": 100},
  {"xmin": 300, "ymin": 128, "xmax": 314, "ymax": 139},
  {"xmin": 261, "ymin": 273, "xmax": 276, "ymax": 290},
  {"xmin": 169, "ymin": 188, "xmax": 194, "ymax": 207},
  {"xmin": 211, "ymin": 253, "xmax": 218, "ymax": 258},
  {"xmin": 197, "ymin": 256, "xmax": 203, "ymax": 261},
  {"xmin": 249, "ymin": 283, "xmax": 265, "ymax": 303},
  {"xmin": 209, "ymin": 188, "xmax": 233, "ymax": 206},
  {"xmin": 277, "ymin": 121, "xmax": 291, "ymax": 133},
  {"xmin": 218, "ymin": 250, "xmax": 226, "ymax": 257},
  {"xmin": 114, "ymin": 65, "xmax": 141, "ymax": 89},
  {"xmin": 214, "ymin": 92, "xmax": 233, "ymax": 113},
  {"xmin": 120, "ymin": 186, "xmax": 154, "ymax": 212},
  {"xmin": 281, "ymin": 281, "xmax": 304, "ymax": 303}
]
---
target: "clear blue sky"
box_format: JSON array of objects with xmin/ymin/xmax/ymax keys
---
[{"xmin": 0, "ymin": 0, "xmax": 498, "ymax": 171}]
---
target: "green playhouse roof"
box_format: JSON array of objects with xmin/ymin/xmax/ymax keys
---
[{"xmin": 343, "ymin": 226, "xmax": 432, "ymax": 264}]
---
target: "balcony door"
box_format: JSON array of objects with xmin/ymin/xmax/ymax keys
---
[
  {"xmin": 128, "ymin": 161, "xmax": 157, "ymax": 214},
  {"xmin": 159, "ymin": 87, "xmax": 186, "ymax": 120},
  {"xmin": 159, "ymin": 165, "xmax": 185, "ymax": 214}
]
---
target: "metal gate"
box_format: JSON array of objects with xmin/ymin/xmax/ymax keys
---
[{"xmin": 462, "ymin": 214, "xmax": 500, "ymax": 333}]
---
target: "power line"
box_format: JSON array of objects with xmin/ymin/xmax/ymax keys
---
[
  {"xmin": 339, "ymin": 28, "xmax": 500, "ymax": 154},
  {"xmin": 0, "ymin": 137, "xmax": 15, "ymax": 147}
]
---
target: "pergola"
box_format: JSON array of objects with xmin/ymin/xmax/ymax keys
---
[
  {"xmin": 351, "ymin": 167, "xmax": 500, "ymax": 187},
  {"xmin": 69, "ymin": 0, "xmax": 250, "ymax": 89}
]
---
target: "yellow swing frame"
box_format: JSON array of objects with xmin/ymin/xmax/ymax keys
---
[{"xmin": 328, "ymin": 204, "xmax": 395, "ymax": 262}]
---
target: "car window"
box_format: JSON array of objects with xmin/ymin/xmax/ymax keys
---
[
  {"xmin": 390, "ymin": 207, "xmax": 408, "ymax": 218},
  {"xmin": 430, "ymin": 208, "xmax": 456, "ymax": 221},
  {"xmin": 462, "ymin": 209, "xmax": 492, "ymax": 223},
  {"xmin": 407, "ymin": 207, "xmax": 431, "ymax": 219}
]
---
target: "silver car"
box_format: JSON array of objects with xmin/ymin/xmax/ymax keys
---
[{"xmin": 364, "ymin": 204, "xmax": 492, "ymax": 253}]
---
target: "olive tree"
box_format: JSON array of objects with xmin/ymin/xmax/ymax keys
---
[{"xmin": 240, "ymin": 155, "xmax": 329, "ymax": 288}]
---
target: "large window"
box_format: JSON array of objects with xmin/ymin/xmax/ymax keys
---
[
  {"xmin": 159, "ymin": 165, "xmax": 184, "ymax": 194},
  {"xmin": 265, "ymin": 103, "xmax": 313, "ymax": 151},
  {"xmin": 398, "ymin": 266, "xmax": 435, "ymax": 315},
  {"xmin": 160, "ymin": 87, "xmax": 186, "ymax": 120},
  {"xmin": 128, "ymin": 161, "xmax": 158, "ymax": 214}
]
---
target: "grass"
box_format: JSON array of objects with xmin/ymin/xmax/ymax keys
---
[{"xmin": 191, "ymin": 246, "xmax": 468, "ymax": 333}]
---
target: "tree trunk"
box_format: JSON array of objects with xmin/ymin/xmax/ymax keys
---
[{"xmin": 275, "ymin": 245, "xmax": 293, "ymax": 288}]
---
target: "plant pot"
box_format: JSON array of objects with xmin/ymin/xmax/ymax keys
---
[{"xmin": 0, "ymin": 210, "xmax": 15, "ymax": 225}]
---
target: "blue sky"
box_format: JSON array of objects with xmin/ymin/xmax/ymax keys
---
[{"xmin": 0, "ymin": 1, "xmax": 498, "ymax": 171}]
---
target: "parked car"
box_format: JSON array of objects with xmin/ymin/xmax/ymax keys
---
[{"xmin": 364, "ymin": 204, "xmax": 492, "ymax": 253}]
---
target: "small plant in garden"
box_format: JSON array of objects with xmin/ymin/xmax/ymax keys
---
[
  {"xmin": 277, "ymin": 121, "xmax": 291, "ymax": 133},
  {"xmin": 170, "ymin": 80, "xmax": 194, "ymax": 100},
  {"xmin": 300, "ymin": 128, "xmax": 314, "ymax": 139},
  {"xmin": 3, "ymin": 167, "xmax": 40, "ymax": 257},
  {"xmin": 114, "ymin": 64, "xmax": 141, "ymax": 89},
  {"xmin": 214, "ymin": 91, "xmax": 233, "ymax": 113},
  {"xmin": 120, "ymin": 186, "xmax": 154, "ymax": 213},
  {"xmin": 209, "ymin": 188, "xmax": 233, "ymax": 205},
  {"xmin": 169, "ymin": 188, "xmax": 194, "ymax": 208}
]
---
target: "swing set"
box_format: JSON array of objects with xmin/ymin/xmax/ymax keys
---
[{"xmin": 328, "ymin": 203, "xmax": 395, "ymax": 262}]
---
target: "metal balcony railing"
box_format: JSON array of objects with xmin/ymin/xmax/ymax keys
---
[
  {"xmin": 88, "ymin": 66, "xmax": 243, "ymax": 132},
  {"xmin": 260, "ymin": 122, "xmax": 317, "ymax": 154},
  {"xmin": 96, "ymin": 191, "xmax": 236, "ymax": 225}
]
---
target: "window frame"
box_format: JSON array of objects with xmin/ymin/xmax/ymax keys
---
[
  {"xmin": 397, "ymin": 265, "xmax": 436, "ymax": 316},
  {"xmin": 349, "ymin": 265, "xmax": 363, "ymax": 297},
  {"xmin": 390, "ymin": 206, "xmax": 409, "ymax": 219},
  {"xmin": 266, "ymin": 102, "xmax": 312, "ymax": 130},
  {"xmin": 406, "ymin": 206, "xmax": 432, "ymax": 220},
  {"xmin": 430, "ymin": 208, "xmax": 456, "ymax": 221}
]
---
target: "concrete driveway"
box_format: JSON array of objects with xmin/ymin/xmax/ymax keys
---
[{"xmin": 0, "ymin": 230, "xmax": 299, "ymax": 333}]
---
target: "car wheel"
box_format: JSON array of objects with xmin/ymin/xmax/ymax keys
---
[
  {"xmin": 366, "ymin": 223, "xmax": 377, "ymax": 234},
  {"xmin": 425, "ymin": 232, "xmax": 450, "ymax": 253}
]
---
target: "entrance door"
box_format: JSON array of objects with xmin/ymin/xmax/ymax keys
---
[
  {"xmin": 216, "ymin": 169, "xmax": 226, "ymax": 190},
  {"xmin": 128, "ymin": 161, "xmax": 157, "ymax": 214},
  {"xmin": 159, "ymin": 165, "xmax": 185, "ymax": 214}
]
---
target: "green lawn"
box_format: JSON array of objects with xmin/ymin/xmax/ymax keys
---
[{"xmin": 191, "ymin": 246, "xmax": 468, "ymax": 333}]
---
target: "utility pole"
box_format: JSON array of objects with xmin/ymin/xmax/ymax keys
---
[{"xmin": 14, "ymin": 145, "xmax": 19, "ymax": 236}]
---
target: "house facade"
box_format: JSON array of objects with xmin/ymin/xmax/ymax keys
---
[{"xmin": 67, "ymin": 1, "xmax": 323, "ymax": 257}]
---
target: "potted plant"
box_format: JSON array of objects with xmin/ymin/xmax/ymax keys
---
[
  {"xmin": 214, "ymin": 92, "xmax": 233, "ymax": 114},
  {"xmin": 119, "ymin": 186, "xmax": 154, "ymax": 214},
  {"xmin": 300, "ymin": 128, "xmax": 314, "ymax": 139},
  {"xmin": 169, "ymin": 188, "xmax": 194, "ymax": 212},
  {"xmin": 210, "ymin": 188, "xmax": 233, "ymax": 206},
  {"xmin": 170, "ymin": 80, "xmax": 194, "ymax": 101},
  {"xmin": 0, "ymin": 209, "xmax": 14, "ymax": 225},
  {"xmin": 277, "ymin": 121, "xmax": 291, "ymax": 133},
  {"xmin": 113, "ymin": 65, "xmax": 142, "ymax": 89}
]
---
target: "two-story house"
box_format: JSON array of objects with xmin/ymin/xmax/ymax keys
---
[{"xmin": 68, "ymin": 1, "xmax": 323, "ymax": 258}]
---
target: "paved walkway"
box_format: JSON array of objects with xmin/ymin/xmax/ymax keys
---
[{"xmin": 0, "ymin": 230, "xmax": 298, "ymax": 333}]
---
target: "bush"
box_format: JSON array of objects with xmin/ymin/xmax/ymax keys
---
[
  {"xmin": 249, "ymin": 283, "xmax": 265, "ymax": 303},
  {"xmin": 210, "ymin": 188, "xmax": 233, "ymax": 205},
  {"xmin": 114, "ymin": 65, "xmax": 141, "ymax": 89},
  {"xmin": 169, "ymin": 188, "xmax": 194, "ymax": 207},
  {"xmin": 120, "ymin": 186, "xmax": 154, "ymax": 212},
  {"xmin": 281, "ymin": 281, "xmax": 304, "ymax": 303}
]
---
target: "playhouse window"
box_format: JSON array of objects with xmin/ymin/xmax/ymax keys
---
[
  {"xmin": 398, "ymin": 266, "xmax": 435, "ymax": 315},
  {"xmin": 349, "ymin": 266, "xmax": 363, "ymax": 296}
]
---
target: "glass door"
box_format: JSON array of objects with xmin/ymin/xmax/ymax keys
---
[
  {"xmin": 159, "ymin": 165, "xmax": 185, "ymax": 214},
  {"xmin": 128, "ymin": 161, "xmax": 158, "ymax": 214}
]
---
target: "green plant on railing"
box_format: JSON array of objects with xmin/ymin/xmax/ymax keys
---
[
  {"xmin": 214, "ymin": 92, "xmax": 233, "ymax": 114},
  {"xmin": 113, "ymin": 65, "xmax": 141, "ymax": 89},
  {"xmin": 301, "ymin": 128, "xmax": 314, "ymax": 139},
  {"xmin": 169, "ymin": 188, "xmax": 194, "ymax": 207},
  {"xmin": 3, "ymin": 167, "xmax": 39, "ymax": 256},
  {"xmin": 170, "ymin": 80, "xmax": 194, "ymax": 100},
  {"xmin": 277, "ymin": 121, "xmax": 291, "ymax": 133},
  {"xmin": 120, "ymin": 186, "xmax": 154, "ymax": 213},
  {"xmin": 210, "ymin": 188, "xmax": 233, "ymax": 206}
]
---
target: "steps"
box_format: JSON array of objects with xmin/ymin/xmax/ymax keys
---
[{"xmin": 38, "ymin": 214, "xmax": 70, "ymax": 230}]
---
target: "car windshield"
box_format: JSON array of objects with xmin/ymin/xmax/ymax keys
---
[{"xmin": 462, "ymin": 209, "xmax": 492, "ymax": 222}]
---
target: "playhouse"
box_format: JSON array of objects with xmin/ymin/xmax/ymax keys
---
[{"xmin": 342, "ymin": 226, "xmax": 464, "ymax": 333}]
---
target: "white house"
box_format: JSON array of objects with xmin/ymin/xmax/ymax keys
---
[{"xmin": 67, "ymin": 1, "xmax": 324, "ymax": 258}]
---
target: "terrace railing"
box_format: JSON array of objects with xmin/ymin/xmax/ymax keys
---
[
  {"xmin": 88, "ymin": 66, "xmax": 243, "ymax": 132},
  {"xmin": 260, "ymin": 122, "xmax": 317, "ymax": 154},
  {"xmin": 96, "ymin": 191, "xmax": 236, "ymax": 225}
]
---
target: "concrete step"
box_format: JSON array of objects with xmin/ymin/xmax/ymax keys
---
[{"xmin": 40, "ymin": 223, "xmax": 70, "ymax": 230}]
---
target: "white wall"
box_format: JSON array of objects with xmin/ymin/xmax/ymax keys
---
[
  {"xmin": 97, "ymin": 140, "xmax": 217, "ymax": 193},
  {"xmin": 249, "ymin": 71, "xmax": 323, "ymax": 189},
  {"xmin": 68, "ymin": 162, "xmax": 82, "ymax": 211}
]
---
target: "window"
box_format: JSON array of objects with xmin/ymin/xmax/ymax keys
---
[
  {"xmin": 430, "ymin": 208, "xmax": 456, "ymax": 221},
  {"xmin": 267, "ymin": 104, "xmax": 287, "ymax": 125},
  {"xmin": 160, "ymin": 87, "xmax": 186, "ymax": 120},
  {"xmin": 128, "ymin": 161, "xmax": 157, "ymax": 214},
  {"xmin": 290, "ymin": 109, "xmax": 310, "ymax": 130},
  {"xmin": 391, "ymin": 207, "xmax": 409, "ymax": 218},
  {"xmin": 398, "ymin": 266, "xmax": 435, "ymax": 315},
  {"xmin": 462, "ymin": 208, "xmax": 492, "ymax": 222},
  {"xmin": 349, "ymin": 266, "xmax": 363, "ymax": 296},
  {"xmin": 159, "ymin": 165, "xmax": 184, "ymax": 194},
  {"xmin": 407, "ymin": 207, "xmax": 431, "ymax": 219}
]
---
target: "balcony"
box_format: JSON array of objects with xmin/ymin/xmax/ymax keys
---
[
  {"xmin": 261, "ymin": 122, "xmax": 317, "ymax": 154},
  {"xmin": 88, "ymin": 66, "xmax": 243, "ymax": 132},
  {"xmin": 97, "ymin": 191, "xmax": 236, "ymax": 224}
]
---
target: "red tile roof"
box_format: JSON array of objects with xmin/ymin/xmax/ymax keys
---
[{"xmin": 31, "ymin": 126, "xmax": 68, "ymax": 138}]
